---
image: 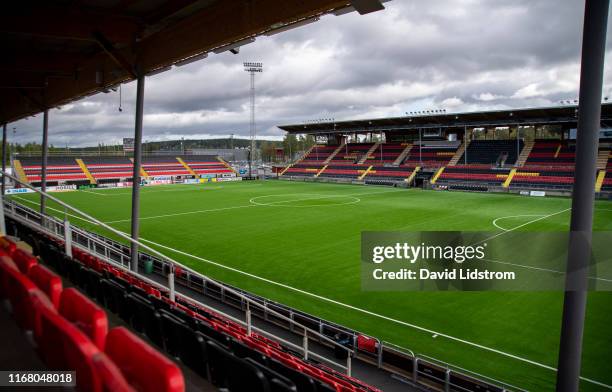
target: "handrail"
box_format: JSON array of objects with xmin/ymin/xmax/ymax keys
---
[{"xmin": 0, "ymin": 172, "xmax": 354, "ymax": 361}]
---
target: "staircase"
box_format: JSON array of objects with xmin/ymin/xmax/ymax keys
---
[
  {"xmin": 357, "ymin": 142, "xmax": 381, "ymax": 164},
  {"xmin": 12, "ymin": 159, "xmax": 29, "ymax": 184},
  {"xmin": 176, "ymin": 157, "xmax": 198, "ymax": 177},
  {"xmin": 430, "ymin": 166, "xmax": 445, "ymax": 184},
  {"xmin": 405, "ymin": 166, "xmax": 421, "ymax": 184},
  {"xmin": 448, "ymin": 140, "xmax": 470, "ymax": 166},
  {"xmin": 279, "ymin": 163, "xmax": 293, "ymax": 176},
  {"xmin": 515, "ymin": 140, "xmax": 534, "ymax": 167},
  {"xmin": 217, "ymin": 156, "xmax": 237, "ymax": 174},
  {"xmin": 75, "ymin": 158, "xmax": 97, "ymax": 184},
  {"xmin": 392, "ymin": 144, "xmax": 413, "ymax": 166},
  {"xmin": 502, "ymin": 168, "xmax": 517, "ymax": 188},
  {"xmin": 595, "ymin": 170, "xmax": 606, "ymax": 192},
  {"xmin": 324, "ymin": 142, "xmax": 346, "ymax": 164},
  {"xmin": 315, "ymin": 165, "xmax": 328, "ymax": 177},
  {"xmin": 129, "ymin": 158, "xmax": 149, "ymax": 177},
  {"xmin": 596, "ymin": 150, "xmax": 610, "ymax": 170},
  {"xmin": 357, "ymin": 165, "xmax": 373, "ymax": 180}
]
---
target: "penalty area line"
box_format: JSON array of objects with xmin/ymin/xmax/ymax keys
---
[{"xmin": 135, "ymin": 236, "xmax": 610, "ymax": 389}]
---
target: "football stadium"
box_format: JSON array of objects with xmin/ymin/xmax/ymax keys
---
[{"xmin": 1, "ymin": 1, "xmax": 611, "ymax": 392}]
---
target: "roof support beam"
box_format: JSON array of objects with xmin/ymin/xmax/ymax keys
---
[{"xmin": 93, "ymin": 31, "xmax": 137, "ymax": 78}]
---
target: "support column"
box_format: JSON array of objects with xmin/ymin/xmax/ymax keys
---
[
  {"xmin": 556, "ymin": 0, "xmax": 609, "ymax": 390},
  {"xmin": 2, "ymin": 123, "xmax": 6, "ymax": 195},
  {"xmin": 40, "ymin": 109, "xmax": 49, "ymax": 214},
  {"xmin": 130, "ymin": 73, "xmax": 145, "ymax": 272}
]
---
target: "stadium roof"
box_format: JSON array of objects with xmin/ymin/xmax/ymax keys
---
[
  {"xmin": 0, "ymin": 0, "xmax": 386, "ymax": 125},
  {"xmin": 278, "ymin": 103, "xmax": 612, "ymax": 135}
]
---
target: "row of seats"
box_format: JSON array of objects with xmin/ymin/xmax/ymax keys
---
[
  {"xmin": 0, "ymin": 237, "xmax": 184, "ymax": 392},
  {"xmin": 362, "ymin": 143, "xmax": 407, "ymax": 164},
  {"xmin": 301, "ymin": 146, "xmax": 338, "ymax": 163},
  {"xmin": 14, "ymin": 155, "xmax": 233, "ymax": 185},
  {"xmin": 525, "ymin": 140, "xmax": 575, "ymax": 166},
  {"xmin": 437, "ymin": 166, "xmax": 510, "ymax": 186},
  {"xmin": 29, "ymin": 231, "xmax": 380, "ymax": 392},
  {"xmin": 459, "ymin": 140, "xmax": 523, "ymax": 166}
]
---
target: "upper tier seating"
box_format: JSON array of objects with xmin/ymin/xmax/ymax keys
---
[
  {"xmin": 437, "ymin": 165, "xmax": 511, "ymax": 187},
  {"xmin": 301, "ymin": 145, "xmax": 338, "ymax": 162},
  {"xmin": 82, "ymin": 156, "xmax": 134, "ymax": 181},
  {"xmin": 331, "ymin": 143, "xmax": 374, "ymax": 163},
  {"xmin": 362, "ymin": 143, "xmax": 407, "ymax": 164},
  {"xmin": 459, "ymin": 140, "xmax": 524, "ymax": 166},
  {"xmin": 402, "ymin": 141, "xmax": 459, "ymax": 167},
  {"xmin": 525, "ymin": 140, "xmax": 575, "ymax": 167},
  {"xmin": 19, "ymin": 157, "xmax": 88, "ymax": 184},
  {"xmin": 180, "ymin": 155, "xmax": 233, "ymax": 176},
  {"xmin": 0, "ymin": 238, "xmax": 185, "ymax": 392}
]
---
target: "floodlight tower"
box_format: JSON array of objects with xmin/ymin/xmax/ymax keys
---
[{"xmin": 244, "ymin": 62, "xmax": 263, "ymax": 177}]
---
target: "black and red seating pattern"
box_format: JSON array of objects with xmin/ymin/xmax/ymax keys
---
[
  {"xmin": 301, "ymin": 145, "xmax": 338, "ymax": 163},
  {"xmin": 0, "ymin": 237, "xmax": 184, "ymax": 392},
  {"xmin": 24, "ymin": 232, "xmax": 381, "ymax": 392},
  {"xmin": 362, "ymin": 143, "xmax": 407, "ymax": 164},
  {"xmin": 180, "ymin": 155, "xmax": 233, "ymax": 175},
  {"xmin": 437, "ymin": 166, "xmax": 510, "ymax": 186},
  {"xmin": 511, "ymin": 167, "xmax": 576, "ymax": 190},
  {"xmin": 284, "ymin": 163, "xmax": 323, "ymax": 176},
  {"xmin": 20, "ymin": 157, "xmax": 89, "ymax": 184},
  {"xmin": 525, "ymin": 141, "xmax": 575, "ymax": 167},
  {"xmin": 363, "ymin": 165, "xmax": 415, "ymax": 180},
  {"xmin": 319, "ymin": 164, "xmax": 371, "ymax": 179},
  {"xmin": 402, "ymin": 144, "xmax": 457, "ymax": 167},
  {"xmin": 142, "ymin": 156, "xmax": 190, "ymax": 177},
  {"xmin": 330, "ymin": 144, "xmax": 374, "ymax": 163},
  {"xmin": 82, "ymin": 157, "xmax": 134, "ymax": 181}
]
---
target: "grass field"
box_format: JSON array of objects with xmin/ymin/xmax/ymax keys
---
[{"xmin": 9, "ymin": 180, "xmax": 612, "ymax": 391}]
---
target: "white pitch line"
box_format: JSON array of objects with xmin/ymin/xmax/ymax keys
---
[
  {"xmin": 478, "ymin": 208, "xmax": 571, "ymax": 245},
  {"xmin": 105, "ymin": 188, "xmax": 404, "ymax": 224},
  {"xmin": 136, "ymin": 235, "xmax": 610, "ymax": 389},
  {"xmin": 482, "ymin": 258, "xmax": 612, "ymax": 283},
  {"xmin": 11, "ymin": 196, "xmax": 99, "ymax": 225},
  {"xmin": 492, "ymin": 214, "xmax": 544, "ymax": 231},
  {"xmin": 9, "ymin": 193, "xmax": 611, "ymax": 388}
]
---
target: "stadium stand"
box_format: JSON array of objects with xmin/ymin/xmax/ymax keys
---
[
  {"xmin": 402, "ymin": 141, "xmax": 460, "ymax": 167},
  {"xmin": 436, "ymin": 165, "xmax": 511, "ymax": 187},
  {"xmin": 1, "ymin": 226, "xmax": 382, "ymax": 392},
  {"xmin": 458, "ymin": 140, "xmax": 524, "ymax": 166},
  {"xmin": 510, "ymin": 166, "xmax": 575, "ymax": 191},
  {"xmin": 362, "ymin": 143, "xmax": 409, "ymax": 164},
  {"xmin": 18, "ymin": 156, "xmax": 90, "ymax": 185},
  {"xmin": 365, "ymin": 165, "xmax": 417, "ymax": 181},
  {"xmin": 330, "ymin": 143, "xmax": 375, "ymax": 164},
  {"xmin": 82, "ymin": 156, "xmax": 135, "ymax": 183},
  {"xmin": 180, "ymin": 155, "xmax": 234, "ymax": 176},
  {"xmin": 283, "ymin": 162, "xmax": 325, "ymax": 177},
  {"xmin": 0, "ymin": 237, "xmax": 185, "ymax": 392},
  {"xmin": 301, "ymin": 145, "xmax": 338, "ymax": 163},
  {"xmin": 318, "ymin": 164, "xmax": 371, "ymax": 179},
  {"xmin": 142, "ymin": 156, "xmax": 191, "ymax": 177},
  {"xmin": 525, "ymin": 140, "xmax": 575, "ymax": 167}
]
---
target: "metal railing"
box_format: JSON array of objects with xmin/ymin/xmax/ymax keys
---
[
  {"xmin": 0, "ymin": 172, "xmax": 353, "ymax": 375},
  {"xmin": 0, "ymin": 172, "xmax": 527, "ymax": 391}
]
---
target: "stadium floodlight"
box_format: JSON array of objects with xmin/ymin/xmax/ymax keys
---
[
  {"xmin": 244, "ymin": 62, "xmax": 263, "ymax": 178},
  {"xmin": 214, "ymin": 38, "xmax": 256, "ymax": 54},
  {"xmin": 265, "ymin": 17, "xmax": 319, "ymax": 36}
]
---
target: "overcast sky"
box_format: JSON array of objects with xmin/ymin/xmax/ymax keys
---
[{"xmin": 9, "ymin": 0, "xmax": 612, "ymax": 147}]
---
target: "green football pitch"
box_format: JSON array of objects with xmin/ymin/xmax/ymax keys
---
[{"xmin": 9, "ymin": 181, "xmax": 612, "ymax": 391}]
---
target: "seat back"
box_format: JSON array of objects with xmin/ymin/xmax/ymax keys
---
[
  {"xmin": 105, "ymin": 327, "xmax": 185, "ymax": 392},
  {"xmin": 59, "ymin": 288, "xmax": 108, "ymax": 350},
  {"xmin": 2, "ymin": 263, "xmax": 40, "ymax": 329},
  {"xmin": 35, "ymin": 297, "xmax": 102, "ymax": 392},
  {"xmin": 11, "ymin": 248, "xmax": 37, "ymax": 274},
  {"xmin": 0, "ymin": 255, "xmax": 19, "ymax": 299},
  {"xmin": 28, "ymin": 263, "xmax": 63, "ymax": 309},
  {"xmin": 91, "ymin": 353, "xmax": 135, "ymax": 392}
]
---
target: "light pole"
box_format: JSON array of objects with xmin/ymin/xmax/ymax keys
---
[{"xmin": 244, "ymin": 62, "xmax": 263, "ymax": 178}]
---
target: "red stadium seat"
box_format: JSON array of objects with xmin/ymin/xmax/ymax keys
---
[
  {"xmin": 28, "ymin": 263, "xmax": 63, "ymax": 309},
  {"xmin": 91, "ymin": 353, "xmax": 135, "ymax": 392},
  {"xmin": 59, "ymin": 288, "xmax": 108, "ymax": 350},
  {"xmin": 0, "ymin": 237, "xmax": 18, "ymax": 255},
  {"xmin": 2, "ymin": 264, "xmax": 41, "ymax": 329},
  {"xmin": 35, "ymin": 297, "xmax": 103, "ymax": 392},
  {"xmin": 0, "ymin": 255, "xmax": 19, "ymax": 299},
  {"xmin": 11, "ymin": 248, "xmax": 38, "ymax": 274},
  {"xmin": 105, "ymin": 327, "xmax": 185, "ymax": 392}
]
